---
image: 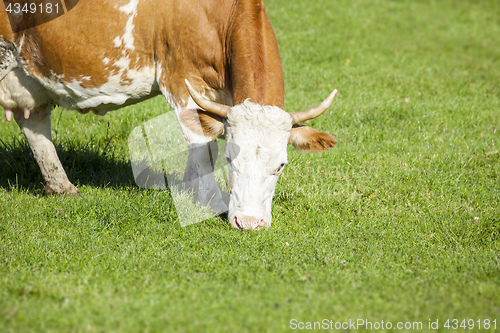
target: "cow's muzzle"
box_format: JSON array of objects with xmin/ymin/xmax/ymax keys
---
[{"xmin": 231, "ymin": 216, "xmax": 266, "ymax": 231}]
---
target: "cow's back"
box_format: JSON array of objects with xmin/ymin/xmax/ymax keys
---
[{"xmin": 0, "ymin": 0, "xmax": 236, "ymax": 112}]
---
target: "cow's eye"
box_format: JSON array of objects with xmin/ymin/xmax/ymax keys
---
[{"xmin": 274, "ymin": 163, "xmax": 286, "ymax": 175}]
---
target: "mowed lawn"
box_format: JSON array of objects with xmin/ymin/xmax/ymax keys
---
[{"xmin": 1, "ymin": 0, "xmax": 499, "ymax": 332}]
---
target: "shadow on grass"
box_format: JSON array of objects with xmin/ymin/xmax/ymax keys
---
[
  {"xmin": 0, "ymin": 137, "xmax": 136, "ymax": 194},
  {"xmin": 0, "ymin": 137, "xmax": 231, "ymax": 226}
]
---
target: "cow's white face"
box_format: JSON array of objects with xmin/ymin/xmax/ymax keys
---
[
  {"xmin": 184, "ymin": 80, "xmax": 337, "ymax": 231},
  {"xmin": 224, "ymin": 101, "xmax": 292, "ymax": 230}
]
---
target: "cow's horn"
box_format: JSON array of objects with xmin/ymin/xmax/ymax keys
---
[
  {"xmin": 185, "ymin": 79, "xmax": 230, "ymax": 118},
  {"xmin": 290, "ymin": 89, "xmax": 338, "ymax": 125}
]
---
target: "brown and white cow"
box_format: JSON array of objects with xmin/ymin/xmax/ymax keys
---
[{"xmin": 0, "ymin": 0, "xmax": 338, "ymax": 230}]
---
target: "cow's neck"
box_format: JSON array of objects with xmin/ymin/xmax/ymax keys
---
[{"xmin": 229, "ymin": 0, "xmax": 284, "ymax": 109}]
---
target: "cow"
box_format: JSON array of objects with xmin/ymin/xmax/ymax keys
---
[{"xmin": 0, "ymin": 0, "xmax": 338, "ymax": 230}]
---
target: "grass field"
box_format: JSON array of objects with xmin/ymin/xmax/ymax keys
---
[{"xmin": 1, "ymin": 0, "xmax": 499, "ymax": 332}]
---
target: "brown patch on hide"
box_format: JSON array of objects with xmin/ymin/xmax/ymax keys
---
[
  {"xmin": 179, "ymin": 109, "xmax": 225, "ymax": 139},
  {"xmin": 229, "ymin": 0, "xmax": 284, "ymax": 107},
  {"xmin": 13, "ymin": 1, "xmax": 156, "ymax": 89}
]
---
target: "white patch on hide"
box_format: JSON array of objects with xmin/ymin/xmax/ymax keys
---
[
  {"xmin": 113, "ymin": 37, "xmax": 122, "ymax": 48},
  {"xmin": 49, "ymin": 70, "xmax": 65, "ymax": 82},
  {"xmin": 119, "ymin": 0, "xmax": 140, "ymax": 15},
  {"xmin": 26, "ymin": 54, "xmax": 156, "ymax": 112},
  {"xmin": 114, "ymin": 0, "xmax": 140, "ymax": 51}
]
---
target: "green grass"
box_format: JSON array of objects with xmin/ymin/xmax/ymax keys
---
[{"xmin": 1, "ymin": 0, "xmax": 499, "ymax": 331}]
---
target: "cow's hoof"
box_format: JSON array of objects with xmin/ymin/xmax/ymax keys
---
[{"xmin": 44, "ymin": 183, "xmax": 81, "ymax": 197}]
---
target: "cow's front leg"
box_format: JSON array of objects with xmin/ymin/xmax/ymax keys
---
[
  {"xmin": 15, "ymin": 110, "xmax": 80, "ymax": 195},
  {"xmin": 182, "ymin": 142, "xmax": 228, "ymax": 214},
  {"xmin": 172, "ymin": 104, "xmax": 228, "ymax": 215}
]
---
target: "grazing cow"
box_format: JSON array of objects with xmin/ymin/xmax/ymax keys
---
[{"xmin": 0, "ymin": 0, "xmax": 338, "ymax": 230}]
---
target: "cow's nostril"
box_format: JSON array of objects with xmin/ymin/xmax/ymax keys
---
[
  {"xmin": 231, "ymin": 216, "xmax": 243, "ymax": 230},
  {"xmin": 231, "ymin": 216, "xmax": 265, "ymax": 230}
]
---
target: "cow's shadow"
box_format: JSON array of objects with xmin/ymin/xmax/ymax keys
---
[
  {"xmin": 0, "ymin": 137, "xmax": 230, "ymax": 224},
  {"xmin": 0, "ymin": 137, "xmax": 136, "ymax": 194}
]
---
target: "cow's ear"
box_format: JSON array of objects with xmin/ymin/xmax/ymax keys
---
[
  {"xmin": 179, "ymin": 109, "xmax": 225, "ymax": 139},
  {"xmin": 289, "ymin": 124, "xmax": 337, "ymax": 153}
]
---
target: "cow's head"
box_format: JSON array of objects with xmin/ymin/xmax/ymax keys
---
[{"xmin": 185, "ymin": 80, "xmax": 337, "ymax": 230}]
